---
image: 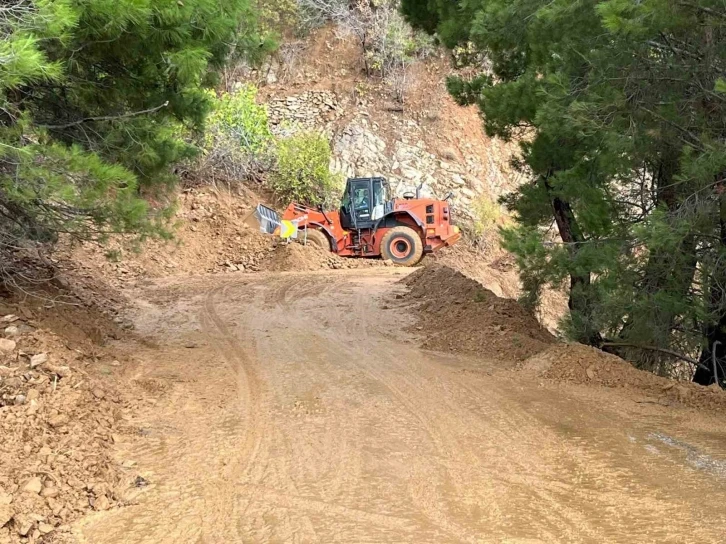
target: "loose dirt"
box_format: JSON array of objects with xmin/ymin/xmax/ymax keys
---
[
  {"xmin": 0, "ymin": 311, "xmax": 136, "ymax": 544},
  {"xmin": 401, "ymin": 264, "xmax": 554, "ymax": 362},
  {"xmin": 62, "ymin": 186, "xmax": 385, "ymax": 290},
  {"xmin": 523, "ymin": 343, "xmax": 726, "ymax": 412},
  {"xmin": 59, "ymin": 266, "xmax": 726, "ymax": 544}
]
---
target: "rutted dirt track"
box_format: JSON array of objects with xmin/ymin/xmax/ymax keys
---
[{"xmin": 76, "ymin": 269, "xmax": 726, "ymax": 543}]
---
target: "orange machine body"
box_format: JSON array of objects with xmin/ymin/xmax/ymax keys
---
[{"xmin": 280, "ymin": 186, "xmax": 460, "ymax": 261}]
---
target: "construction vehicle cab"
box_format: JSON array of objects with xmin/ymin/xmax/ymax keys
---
[
  {"xmin": 340, "ymin": 177, "xmax": 390, "ymax": 229},
  {"xmin": 253, "ymin": 176, "xmax": 461, "ymax": 267}
]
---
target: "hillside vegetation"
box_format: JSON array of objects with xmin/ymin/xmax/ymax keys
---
[
  {"xmin": 403, "ymin": 0, "xmax": 726, "ymax": 385},
  {"xmin": 3, "ymin": 0, "xmax": 726, "ymax": 389}
]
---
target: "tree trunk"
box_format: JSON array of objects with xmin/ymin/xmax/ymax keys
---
[
  {"xmin": 695, "ymin": 191, "xmax": 726, "ymax": 386},
  {"xmin": 617, "ymin": 150, "xmax": 698, "ymax": 372},
  {"xmin": 545, "ymin": 178, "xmax": 601, "ymax": 346}
]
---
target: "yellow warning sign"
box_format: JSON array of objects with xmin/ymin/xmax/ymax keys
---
[{"xmin": 279, "ymin": 219, "xmax": 297, "ymax": 239}]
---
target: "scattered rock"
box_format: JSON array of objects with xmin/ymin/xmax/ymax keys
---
[
  {"xmin": 91, "ymin": 388, "xmax": 106, "ymax": 400},
  {"xmin": 22, "ymin": 478, "xmax": 42, "ymax": 495},
  {"xmin": 45, "ymin": 364, "xmax": 71, "ymax": 378},
  {"xmin": 0, "ymin": 504, "xmax": 14, "ymax": 527},
  {"xmin": 4, "ymin": 325, "xmax": 20, "ymax": 337},
  {"xmin": 48, "ymin": 414, "xmax": 70, "ymax": 428},
  {"xmin": 0, "ymin": 338, "xmax": 16, "ymax": 353},
  {"xmin": 40, "ymin": 486, "xmax": 59, "ymax": 499},
  {"xmin": 13, "ymin": 514, "xmax": 33, "ymax": 537},
  {"xmin": 29, "ymin": 353, "xmax": 48, "ymax": 368},
  {"xmin": 92, "ymin": 495, "xmax": 110, "ymax": 511},
  {"xmin": 38, "ymin": 522, "xmax": 54, "ymax": 534}
]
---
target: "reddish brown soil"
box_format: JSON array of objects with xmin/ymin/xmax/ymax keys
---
[
  {"xmin": 61, "ymin": 186, "xmax": 384, "ymax": 290},
  {"xmin": 0, "ymin": 310, "xmax": 138, "ymax": 543},
  {"xmin": 523, "ymin": 343, "xmax": 726, "ymax": 412},
  {"xmin": 400, "ymin": 264, "xmax": 554, "ymax": 362}
]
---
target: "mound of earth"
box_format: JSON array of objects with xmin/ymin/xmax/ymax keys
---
[
  {"xmin": 401, "ymin": 265, "xmax": 554, "ymax": 362},
  {"xmin": 523, "ymin": 343, "xmax": 726, "ymax": 411},
  {"xmin": 260, "ymin": 241, "xmax": 387, "ymax": 272},
  {"xmin": 0, "ymin": 311, "xmax": 141, "ymax": 543},
  {"xmin": 63, "ymin": 186, "xmax": 387, "ymax": 287}
]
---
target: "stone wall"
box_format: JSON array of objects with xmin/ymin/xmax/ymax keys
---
[{"xmin": 267, "ymin": 91, "xmax": 342, "ymax": 136}]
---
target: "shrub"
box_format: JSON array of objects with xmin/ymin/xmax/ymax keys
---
[
  {"xmin": 195, "ymin": 85, "xmax": 274, "ymax": 182},
  {"xmin": 461, "ymin": 194, "xmax": 502, "ymax": 249},
  {"xmin": 270, "ymin": 132, "xmax": 341, "ymax": 206}
]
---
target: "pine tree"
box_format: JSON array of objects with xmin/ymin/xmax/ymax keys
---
[
  {"xmin": 402, "ymin": 0, "xmax": 726, "ymax": 382},
  {"xmin": 0, "ymin": 0, "xmax": 273, "ymax": 276}
]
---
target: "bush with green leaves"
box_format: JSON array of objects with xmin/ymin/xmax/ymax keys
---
[
  {"xmin": 0, "ymin": 0, "xmax": 273, "ymax": 283},
  {"xmin": 196, "ymin": 86, "xmax": 274, "ymax": 182},
  {"xmin": 270, "ymin": 132, "xmax": 341, "ymax": 207}
]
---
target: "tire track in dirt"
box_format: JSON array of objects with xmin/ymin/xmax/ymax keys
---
[{"xmin": 79, "ymin": 270, "xmax": 726, "ymax": 544}]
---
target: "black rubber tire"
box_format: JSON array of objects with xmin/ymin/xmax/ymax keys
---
[
  {"xmin": 380, "ymin": 226, "xmax": 424, "ymax": 267},
  {"xmin": 300, "ymin": 228, "xmax": 332, "ymax": 251}
]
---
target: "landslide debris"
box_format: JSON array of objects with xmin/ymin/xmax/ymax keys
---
[
  {"xmin": 64, "ymin": 187, "xmax": 384, "ymax": 287},
  {"xmin": 0, "ymin": 311, "xmax": 138, "ymax": 543},
  {"xmin": 523, "ymin": 343, "xmax": 726, "ymax": 411},
  {"xmin": 401, "ymin": 265, "xmax": 554, "ymax": 362}
]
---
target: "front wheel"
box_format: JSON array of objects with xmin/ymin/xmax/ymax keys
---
[
  {"xmin": 300, "ymin": 228, "xmax": 332, "ymax": 251},
  {"xmin": 380, "ymin": 226, "xmax": 424, "ymax": 267}
]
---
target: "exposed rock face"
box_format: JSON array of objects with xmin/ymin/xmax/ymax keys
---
[
  {"xmin": 265, "ymin": 90, "xmax": 520, "ymax": 223},
  {"xmin": 267, "ymin": 91, "xmax": 342, "ymax": 136}
]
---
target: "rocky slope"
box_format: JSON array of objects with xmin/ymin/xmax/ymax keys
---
[{"xmin": 255, "ymin": 28, "xmax": 523, "ymax": 221}]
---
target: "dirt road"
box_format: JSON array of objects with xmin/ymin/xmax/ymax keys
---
[{"xmin": 76, "ymin": 269, "xmax": 726, "ymax": 543}]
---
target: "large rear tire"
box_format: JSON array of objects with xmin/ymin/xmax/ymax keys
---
[
  {"xmin": 300, "ymin": 228, "xmax": 332, "ymax": 251},
  {"xmin": 380, "ymin": 226, "xmax": 424, "ymax": 267}
]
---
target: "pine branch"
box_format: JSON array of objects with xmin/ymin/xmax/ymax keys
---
[
  {"xmin": 601, "ymin": 342, "xmax": 710, "ymax": 372},
  {"xmin": 40, "ymin": 101, "xmax": 170, "ymax": 130},
  {"xmin": 678, "ymin": 2, "xmax": 726, "ymax": 21}
]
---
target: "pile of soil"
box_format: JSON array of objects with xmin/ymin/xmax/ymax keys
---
[
  {"xmin": 523, "ymin": 343, "xmax": 726, "ymax": 411},
  {"xmin": 0, "ymin": 312, "xmax": 137, "ymax": 543},
  {"xmin": 401, "ymin": 265, "xmax": 554, "ymax": 362},
  {"xmin": 261, "ymin": 242, "xmax": 387, "ymax": 272},
  {"xmin": 63, "ymin": 187, "xmax": 384, "ymax": 287}
]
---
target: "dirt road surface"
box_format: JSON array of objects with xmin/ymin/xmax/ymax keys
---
[{"xmin": 75, "ymin": 269, "xmax": 726, "ymax": 543}]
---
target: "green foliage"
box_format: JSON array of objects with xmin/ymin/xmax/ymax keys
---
[
  {"xmin": 469, "ymin": 195, "xmax": 500, "ymax": 240},
  {"xmin": 403, "ymin": 0, "xmax": 726, "ymax": 376},
  {"xmin": 196, "ymin": 86, "xmax": 274, "ymax": 181},
  {"xmin": 206, "ymin": 87, "xmax": 272, "ymax": 156},
  {"xmin": 256, "ymin": 0, "xmax": 299, "ymax": 34},
  {"xmin": 270, "ymin": 132, "xmax": 341, "ymax": 207},
  {"xmin": 0, "ymin": 0, "xmax": 273, "ymax": 257}
]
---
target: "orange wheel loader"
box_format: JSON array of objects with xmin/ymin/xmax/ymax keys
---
[{"xmin": 253, "ymin": 177, "xmax": 461, "ymax": 266}]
